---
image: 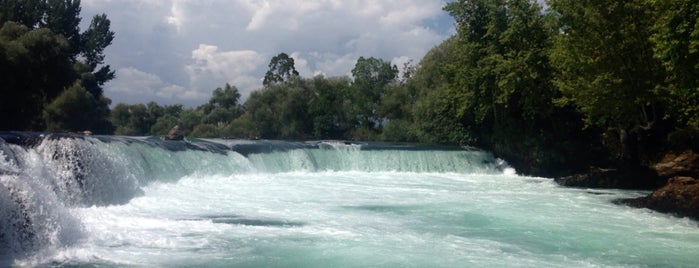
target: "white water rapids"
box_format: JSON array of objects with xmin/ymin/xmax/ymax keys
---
[{"xmin": 1, "ymin": 134, "xmax": 698, "ymax": 267}]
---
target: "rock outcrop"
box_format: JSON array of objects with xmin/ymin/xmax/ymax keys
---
[
  {"xmin": 163, "ymin": 125, "xmax": 184, "ymax": 141},
  {"xmin": 652, "ymin": 151, "xmax": 699, "ymax": 179},
  {"xmin": 616, "ymin": 151, "xmax": 699, "ymax": 221},
  {"xmin": 624, "ymin": 176, "xmax": 699, "ymax": 221}
]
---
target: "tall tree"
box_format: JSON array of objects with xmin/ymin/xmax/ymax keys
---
[
  {"xmin": 438, "ymin": 0, "xmax": 593, "ymax": 175},
  {"xmin": 263, "ymin": 52, "xmax": 299, "ymax": 87},
  {"xmin": 410, "ymin": 37, "xmax": 472, "ymax": 144},
  {"xmin": 549, "ymin": 0, "xmax": 665, "ymax": 164},
  {"xmin": 80, "ymin": 13, "xmax": 114, "ymax": 86},
  {"xmin": 0, "ymin": 22, "xmax": 75, "ymax": 130},
  {"xmin": 43, "ymin": 0, "xmax": 81, "ymax": 56},
  {"xmin": 43, "ymin": 82, "xmax": 113, "ymax": 133},
  {"xmin": 0, "ymin": 0, "xmax": 45, "ymax": 27},
  {"xmin": 0, "ymin": 0, "xmax": 116, "ymax": 132},
  {"xmin": 349, "ymin": 56, "xmax": 398, "ymax": 132},
  {"xmin": 651, "ymin": 0, "xmax": 699, "ymax": 128},
  {"xmin": 203, "ymin": 83, "xmax": 241, "ymax": 112},
  {"xmin": 199, "ymin": 83, "xmax": 243, "ymax": 128},
  {"xmin": 307, "ymin": 75, "xmax": 353, "ymax": 139}
]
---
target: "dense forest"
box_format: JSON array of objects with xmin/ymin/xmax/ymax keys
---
[{"xmin": 1, "ymin": 0, "xmax": 698, "ymax": 178}]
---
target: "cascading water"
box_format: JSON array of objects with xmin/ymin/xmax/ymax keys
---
[{"xmin": 1, "ymin": 132, "xmax": 698, "ymax": 267}]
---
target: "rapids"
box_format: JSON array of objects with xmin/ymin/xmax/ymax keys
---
[{"xmin": 1, "ymin": 132, "xmax": 698, "ymax": 267}]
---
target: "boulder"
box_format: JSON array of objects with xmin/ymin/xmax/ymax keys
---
[
  {"xmin": 623, "ymin": 176, "xmax": 699, "ymax": 221},
  {"xmin": 652, "ymin": 151, "xmax": 699, "ymax": 178},
  {"xmin": 163, "ymin": 125, "xmax": 184, "ymax": 141}
]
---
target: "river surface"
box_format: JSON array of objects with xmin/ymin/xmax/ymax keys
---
[{"xmin": 1, "ymin": 134, "xmax": 698, "ymax": 267}]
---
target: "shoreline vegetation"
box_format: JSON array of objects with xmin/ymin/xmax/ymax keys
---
[{"xmin": 1, "ymin": 0, "xmax": 698, "ymax": 220}]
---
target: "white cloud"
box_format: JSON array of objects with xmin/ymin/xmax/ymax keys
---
[
  {"xmin": 379, "ymin": 4, "xmax": 442, "ymax": 28},
  {"xmin": 166, "ymin": 1, "xmax": 185, "ymax": 32},
  {"xmin": 289, "ymin": 52, "xmax": 313, "ymax": 77},
  {"xmin": 106, "ymin": 67, "xmax": 207, "ymax": 105},
  {"xmin": 107, "ymin": 67, "xmax": 159, "ymax": 97},
  {"xmin": 81, "ymin": 0, "xmax": 453, "ymax": 106},
  {"xmin": 185, "ymin": 44, "xmax": 265, "ymax": 98}
]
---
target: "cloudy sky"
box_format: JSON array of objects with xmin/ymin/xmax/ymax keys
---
[{"xmin": 80, "ymin": 0, "xmax": 455, "ymax": 107}]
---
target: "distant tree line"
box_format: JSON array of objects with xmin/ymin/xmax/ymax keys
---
[
  {"xmin": 109, "ymin": 54, "xmax": 401, "ymax": 141},
  {"xmin": 2, "ymin": 0, "xmax": 698, "ymax": 178}
]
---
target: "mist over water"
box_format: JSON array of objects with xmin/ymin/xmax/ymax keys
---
[{"xmin": 1, "ymin": 134, "xmax": 698, "ymax": 267}]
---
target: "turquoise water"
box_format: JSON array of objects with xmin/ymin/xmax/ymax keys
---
[{"xmin": 1, "ymin": 136, "xmax": 698, "ymax": 267}]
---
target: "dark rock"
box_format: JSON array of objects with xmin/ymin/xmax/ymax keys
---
[
  {"xmin": 555, "ymin": 166, "xmax": 660, "ymax": 190},
  {"xmin": 622, "ymin": 176, "xmax": 699, "ymax": 221}
]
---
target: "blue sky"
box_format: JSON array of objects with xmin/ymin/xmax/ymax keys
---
[{"xmin": 81, "ymin": 0, "xmax": 456, "ymax": 106}]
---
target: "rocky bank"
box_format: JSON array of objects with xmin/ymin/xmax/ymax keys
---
[
  {"xmin": 624, "ymin": 176, "xmax": 699, "ymax": 220},
  {"xmin": 623, "ymin": 151, "xmax": 699, "ymax": 221},
  {"xmin": 557, "ymin": 151, "xmax": 699, "ymax": 221}
]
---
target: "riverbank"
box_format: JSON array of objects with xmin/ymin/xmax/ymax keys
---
[{"xmin": 555, "ymin": 151, "xmax": 699, "ymax": 222}]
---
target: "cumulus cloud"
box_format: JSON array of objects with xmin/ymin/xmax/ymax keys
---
[
  {"xmin": 289, "ymin": 52, "xmax": 313, "ymax": 77},
  {"xmin": 81, "ymin": 0, "xmax": 453, "ymax": 106},
  {"xmin": 185, "ymin": 44, "xmax": 265, "ymax": 98},
  {"xmin": 107, "ymin": 67, "xmax": 207, "ymax": 105}
]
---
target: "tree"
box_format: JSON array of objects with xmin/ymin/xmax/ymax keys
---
[
  {"xmin": 651, "ymin": 0, "xmax": 699, "ymax": 128},
  {"xmin": 434, "ymin": 0, "xmax": 596, "ymax": 175},
  {"xmin": 307, "ymin": 75, "xmax": 353, "ymax": 139},
  {"xmin": 201, "ymin": 83, "xmax": 242, "ymax": 115},
  {"xmin": 43, "ymin": 82, "xmax": 112, "ymax": 133},
  {"xmin": 110, "ymin": 103, "xmax": 134, "ymax": 134},
  {"xmin": 0, "ymin": 21, "xmax": 75, "ymax": 130},
  {"xmin": 43, "ymin": 0, "xmax": 81, "ymax": 56},
  {"xmin": 80, "ymin": 13, "xmax": 115, "ymax": 86},
  {"xmin": 0, "ymin": 1, "xmax": 116, "ymax": 133},
  {"xmin": 349, "ymin": 57, "xmax": 398, "ymax": 131},
  {"xmin": 237, "ymin": 88, "xmax": 283, "ymax": 138},
  {"xmin": 263, "ymin": 52, "xmax": 299, "ymax": 87},
  {"xmin": 0, "ymin": 0, "xmax": 45, "ymax": 28},
  {"xmin": 409, "ymin": 37, "xmax": 472, "ymax": 144},
  {"xmin": 549, "ymin": 0, "xmax": 665, "ymax": 164},
  {"xmin": 203, "ymin": 107, "xmax": 236, "ymax": 126},
  {"xmin": 109, "ymin": 103, "xmax": 148, "ymax": 135},
  {"xmin": 150, "ymin": 114, "xmax": 179, "ymax": 136}
]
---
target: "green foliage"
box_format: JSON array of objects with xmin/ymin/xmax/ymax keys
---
[
  {"xmin": 0, "ymin": 21, "xmax": 75, "ymax": 130},
  {"xmin": 198, "ymin": 83, "xmax": 243, "ymax": 131},
  {"xmin": 307, "ymin": 76, "xmax": 353, "ymax": 139},
  {"xmin": 0, "ymin": 1, "xmax": 115, "ymax": 133},
  {"xmin": 177, "ymin": 109, "xmax": 204, "ymax": 136},
  {"xmin": 43, "ymin": 82, "xmax": 113, "ymax": 133},
  {"xmin": 263, "ymin": 52, "xmax": 299, "ymax": 87},
  {"xmin": 81, "ymin": 13, "xmax": 115, "ymax": 86},
  {"xmin": 190, "ymin": 124, "xmax": 220, "ymax": 138},
  {"xmin": 0, "ymin": 0, "xmax": 45, "ymax": 27},
  {"xmin": 111, "ymin": 103, "xmax": 149, "ymax": 135},
  {"xmin": 437, "ymin": 0, "xmax": 594, "ymax": 175},
  {"xmin": 43, "ymin": 0, "xmax": 81, "ymax": 55},
  {"xmin": 203, "ymin": 83, "xmax": 241, "ymax": 112},
  {"xmin": 550, "ymin": 0, "xmax": 664, "ymax": 132},
  {"xmin": 349, "ymin": 57, "xmax": 399, "ymax": 131},
  {"xmin": 650, "ymin": 0, "xmax": 699, "ymax": 128},
  {"xmin": 549, "ymin": 0, "xmax": 667, "ymax": 167},
  {"xmin": 109, "ymin": 102, "xmax": 183, "ymax": 136},
  {"xmin": 408, "ymin": 37, "xmax": 471, "ymax": 144},
  {"xmin": 381, "ymin": 119, "xmax": 417, "ymax": 142},
  {"xmin": 150, "ymin": 114, "xmax": 179, "ymax": 136}
]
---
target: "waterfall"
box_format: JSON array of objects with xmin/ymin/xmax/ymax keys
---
[{"xmin": 0, "ymin": 132, "xmax": 509, "ymax": 260}]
